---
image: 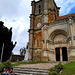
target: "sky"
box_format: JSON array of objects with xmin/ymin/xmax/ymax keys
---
[{"xmin": 0, "ymin": 0, "xmax": 75, "ymax": 54}]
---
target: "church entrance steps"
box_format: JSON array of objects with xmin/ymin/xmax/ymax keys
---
[
  {"xmin": 12, "ymin": 67, "xmax": 49, "ymax": 75},
  {"xmin": 12, "ymin": 63, "xmax": 57, "ymax": 75},
  {"xmin": 17, "ymin": 63, "xmax": 57, "ymax": 69}
]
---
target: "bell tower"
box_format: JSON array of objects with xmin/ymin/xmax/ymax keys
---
[
  {"xmin": 48, "ymin": 0, "xmax": 60, "ymax": 22},
  {"xmin": 29, "ymin": 0, "xmax": 60, "ymax": 61}
]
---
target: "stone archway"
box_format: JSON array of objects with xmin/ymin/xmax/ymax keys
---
[
  {"xmin": 48, "ymin": 29, "xmax": 68, "ymax": 61},
  {"xmin": 49, "ymin": 29, "xmax": 68, "ymax": 42}
]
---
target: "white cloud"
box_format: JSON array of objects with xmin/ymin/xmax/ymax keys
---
[
  {"xmin": 0, "ymin": 16, "xmax": 29, "ymax": 54},
  {"xmin": 0, "ymin": 0, "xmax": 31, "ymax": 54},
  {"xmin": 55, "ymin": 0, "xmax": 75, "ymax": 15},
  {"xmin": 0, "ymin": 0, "xmax": 75, "ymax": 54}
]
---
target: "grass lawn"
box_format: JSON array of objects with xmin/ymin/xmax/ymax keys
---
[
  {"xmin": 11, "ymin": 61, "xmax": 47, "ymax": 66},
  {"xmin": 60, "ymin": 62, "xmax": 75, "ymax": 75},
  {"xmin": 0, "ymin": 61, "xmax": 47, "ymax": 67}
]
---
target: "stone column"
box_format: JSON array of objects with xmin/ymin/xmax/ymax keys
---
[
  {"xmin": 69, "ymin": 18, "xmax": 75, "ymax": 61},
  {"xmin": 69, "ymin": 18, "xmax": 73, "ymax": 47},
  {"xmin": 60, "ymin": 48, "xmax": 62, "ymax": 62},
  {"xmin": 44, "ymin": 25, "xmax": 47, "ymax": 49},
  {"xmin": 29, "ymin": 29, "xmax": 34, "ymax": 61},
  {"xmin": 30, "ymin": 15, "xmax": 34, "ymax": 29},
  {"xmin": 43, "ymin": 25, "xmax": 49, "ymax": 61}
]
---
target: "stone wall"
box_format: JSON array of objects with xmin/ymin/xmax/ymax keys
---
[
  {"xmin": 11, "ymin": 55, "xmax": 24, "ymax": 61},
  {"xmin": 29, "ymin": 0, "xmax": 75, "ymax": 62}
]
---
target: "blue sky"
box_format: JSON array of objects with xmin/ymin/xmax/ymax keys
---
[{"xmin": 0, "ymin": 0, "xmax": 75, "ymax": 54}]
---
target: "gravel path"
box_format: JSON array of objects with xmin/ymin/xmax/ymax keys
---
[{"xmin": 18, "ymin": 63, "xmax": 57, "ymax": 69}]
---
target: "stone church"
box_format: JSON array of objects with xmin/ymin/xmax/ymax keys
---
[{"xmin": 29, "ymin": 0, "xmax": 75, "ymax": 62}]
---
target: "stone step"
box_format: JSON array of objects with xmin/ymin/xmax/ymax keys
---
[
  {"xmin": 14, "ymin": 71, "xmax": 48, "ymax": 75},
  {"xmin": 13, "ymin": 67, "xmax": 49, "ymax": 70},
  {"xmin": 12, "ymin": 73, "xmax": 33, "ymax": 75},
  {"xmin": 14, "ymin": 70, "xmax": 49, "ymax": 74},
  {"xmin": 13, "ymin": 67, "xmax": 49, "ymax": 72},
  {"xmin": 14, "ymin": 69, "xmax": 49, "ymax": 73},
  {"xmin": 13, "ymin": 67, "xmax": 49, "ymax": 75}
]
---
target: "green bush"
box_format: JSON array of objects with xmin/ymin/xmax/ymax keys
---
[
  {"xmin": 0, "ymin": 65, "xmax": 4, "ymax": 72},
  {"xmin": 48, "ymin": 71, "xmax": 57, "ymax": 75},
  {"xmin": 49, "ymin": 67, "xmax": 56, "ymax": 71},
  {"xmin": 49, "ymin": 62, "xmax": 64, "ymax": 75},
  {"xmin": 3, "ymin": 60, "xmax": 11, "ymax": 68},
  {"xmin": 55, "ymin": 63, "xmax": 64, "ymax": 72},
  {"xmin": 0, "ymin": 60, "xmax": 11, "ymax": 72}
]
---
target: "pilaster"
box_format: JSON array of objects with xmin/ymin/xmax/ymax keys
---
[
  {"xmin": 69, "ymin": 18, "xmax": 74, "ymax": 47},
  {"xmin": 30, "ymin": 14, "xmax": 35, "ymax": 29},
  {"xmin": 43, "ymin": 25, "xmax": 47, "ymax": 50},
  {"xmin": 42, "ymin": 25, "xmax": 49, "ymax": 61},
  {"xmin": 29, "ymin": 29, "xmax": 34, "ymax": 60}
]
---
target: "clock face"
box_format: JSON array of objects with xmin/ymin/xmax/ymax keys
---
[{"xmin": 37, "ymin": 23, "xmax": 41, "ymax": 27}]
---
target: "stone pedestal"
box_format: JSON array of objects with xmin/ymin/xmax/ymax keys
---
[{"xmin": 42, "ymin": 50, "xmax": 49, "ymax": 61}]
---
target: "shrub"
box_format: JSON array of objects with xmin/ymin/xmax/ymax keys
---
[
  {"xmin": 49, "ymin": 67, "xmax": 56, "ymax": 71},
  {"xmin": 0, "ymin": 64, "xmax": 4, "ymax": 72},
  {"xmin": 55, "ymin": 62, "xmax": 64, "ymax": 72},
  {"xmin": 48, "ymin": 71, "xmax": 57, "ymax": 75},
  {"xmin": 0, "ymin": 60, "xmax": 11, "ymax": 73},
  {"xmin": 3, "ymin": 60, "xmax": 11, "ymax": 68},
  {"xmin": 49, "ymin": 62, "xmax": 64, "ymax": 75}
]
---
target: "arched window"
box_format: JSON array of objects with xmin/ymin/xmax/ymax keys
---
[{"xmin": 39, "ymin": 5, "xmax": 41, "ymax": 14}]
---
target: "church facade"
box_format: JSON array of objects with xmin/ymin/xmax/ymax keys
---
[{"xmin": 29, "ymin": 0, "xmax": 75, "ymax": 62}]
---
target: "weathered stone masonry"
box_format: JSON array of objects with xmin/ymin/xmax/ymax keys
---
[{"xmin": 29, "ymin": 0, "xmax": 75, "ymax": 62}]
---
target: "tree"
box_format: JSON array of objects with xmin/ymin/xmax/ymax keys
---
[{"xmin": 0, "ymin": 21, "xmax": 17, "ymax": 62}]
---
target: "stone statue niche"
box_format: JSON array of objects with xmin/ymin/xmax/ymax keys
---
[{"xmin": 0, "ymin": 21, "xmax": 17, "ymax": 62}]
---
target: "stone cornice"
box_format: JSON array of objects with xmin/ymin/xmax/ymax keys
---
[
  {"xmin": 47, "ymin": 19, "xmax": 70, "ymax": 29},
  {"xmin": 30, "ymin": 48, "xmax": 41, "ymax": 50},
  {"xmin": 30, "ymin": 14, "xmax": 42, "ymax": 17},
  {"xmin": 28, "ymin": 29, "xmax": 34, "ymax": 32},
  {"xmin": 47, "ymin": 40, "xmax": 67, "ymax": 44},
  {"xmin": 28, "ymin": 28, "xmax": 42, "ymax": 33},
  {"xmin": 53, "ymin": 42, "xmax": 67, "ymax": 44}
]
